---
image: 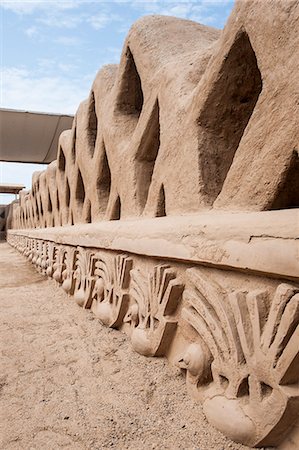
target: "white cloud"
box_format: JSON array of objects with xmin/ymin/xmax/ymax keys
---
[
  {"xmin": 24, "ymin": 25, "xmax": 38, "ymax": 37},
  {"xmin": 1, "ymin": 0, "xmax": 81, "ymax": 15},
  {"xmin": 58, "ymin": 62, "xmax": 78, "ymax": 72},
  {"xmin": 54, "ymin": 35, "xmax": 82, "ymax": 45},
  {"xmin": 0, "ymin": 66, "xmax": 92, "ymax": 114},
  {"xmin": 123, "ymin": 1, "xmax": 193, "ymax": 22},
  {"xmin": 3, "ymin": 2, "xmax": 125, "ymax": 32},
  {"xmin": 119, "ymin": 0, "xmax": 231, "ymax": 4},
  {"xmin": 37, "ymin": 58, "xmax": 55, "ymax": 70},
  {"xmin": 37, "ymin": 12, "xmax": 84, "ymax": 28},
  {"xmin": 106, "ymin": 46, "xmax": 122, "ymax": 62},
  {"xmin": 158, "ymin": 4, "xmax": 194, "ymax": 18},
  {"xmin": 125, "ymin": 0, "xmax": 233, "ymax": 25},
  {"xmin": 37, "ymin": 58, "xmax": 77, "ymax": 73},
  {"xmin": 87, "ymin": 12, "xmax": 122, "ymax": 30},
  {"xmin": 87, "ymin": 13, "xmax": 109, "ymax": 30}
]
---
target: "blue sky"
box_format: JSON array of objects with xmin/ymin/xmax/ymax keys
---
[{"xmin": 0, "ymin": 0, "xmax": 234, "ymax": 205}]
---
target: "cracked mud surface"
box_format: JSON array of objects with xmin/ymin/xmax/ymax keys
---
[{"xmin": 0, "ymin": 242, "xmax": 255, "ymax": 450}]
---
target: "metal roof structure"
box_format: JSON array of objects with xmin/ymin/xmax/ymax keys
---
[
  {"xmin": 0, "ymin": 183, "xmax": 25, "ymax": 195},
  {"xmin": 0, "ymin": 108, "xmax": 74, "ymax": 164}
]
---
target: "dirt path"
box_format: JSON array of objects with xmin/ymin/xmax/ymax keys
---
[{"xmin": 0, "ymin": 242, "xmax": 254, "ymax": 450}]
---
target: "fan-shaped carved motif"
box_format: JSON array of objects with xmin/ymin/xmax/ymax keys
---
[
  {"xmin": 91, "ymin": 254, "xmax": 132, "ymax": 328},
  {"xmin": 73, "ymin": 247, "xmax": 97, "ymax": 308},
  {"xmin": 61, "ymin": 246, "xmax": 78, "ymax": 295},
  {"xmin": 45, "ymin": 241, "xmax": 56, "ymax": 277},
  {"xmin": 125, "ymin": 265, "xmax": 183, "ymax": 356},
  {"xmin": 52, "ymin": 245, "xmax": 66, "ymax": 284},
  {"xmin": 182, "ymin": 268, "xmax": 299, "ymax": 446}
]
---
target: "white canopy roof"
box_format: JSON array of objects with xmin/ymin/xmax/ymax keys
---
[{"xmin": 0, "ymin": 108, "xmax": 74, "ymax": 164}]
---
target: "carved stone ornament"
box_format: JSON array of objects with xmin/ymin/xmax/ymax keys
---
[
  {"xmin": 90, "ymin": 254, "xmax": 133, "ymax": 328},
  {"xmin": 61, "ymin": 246, "xmax": 78, "ymax": 295},
  {"xmin": 181, "ymin": 269, "xmax": 299, "ymax": 447},
  {"xmin": 45, "ymin": 241, "xmax": 56, "ymax": 278},
  {"xmin": 125, "ymin": 264, "xmax": 184, "ymax": 356},
  {"xmin": 52, "ymin": 245, "xmax": 66, "ymax": 284},
  {"xmin": 73, "ymin": 247, "xmax": 97, "ymax": 308}
]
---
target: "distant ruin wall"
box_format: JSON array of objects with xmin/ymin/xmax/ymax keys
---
[
  {"xmin": 0, "ymin": 204, "xmax": 9, "ymax": 240},
  {"xmin": 6, "ymin": 0, "xmax": 299, "ymax": 447}
]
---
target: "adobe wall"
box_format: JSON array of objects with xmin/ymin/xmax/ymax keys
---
[
  {"xmin": 6, "ymin": 0, "xmax": 299, "ymax": 447},
  {"xmin": 0, "ymin": 205, "xmax": 7, "ymax": 240}
]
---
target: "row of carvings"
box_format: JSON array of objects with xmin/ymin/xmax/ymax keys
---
[{"xmin": 8, "ymin": 233, "xmax": 299, "ymax": 447}]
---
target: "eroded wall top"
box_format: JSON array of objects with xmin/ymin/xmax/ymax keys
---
[{"xmin": 10, "ymin": 0, "xmax": 299, "ymax": 230}]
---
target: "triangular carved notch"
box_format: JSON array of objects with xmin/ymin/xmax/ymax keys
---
[
  {"xmin": 155, "ymin": 184, "xmax": 166, "ymax": 217},
  {"xmin": 96, "ymin": 141, "xmax": 111, "ymax": 215},
  {"xmin": 110, "ymin": 195, "xmax": 121, "ymax": 220},
  {"xmin": 85, "ymin": 199, "xmax": 92, "ymax": 223},
  {"xmin": 66, "ymin": 179, "xmax": 70, "ymax": 208},
  {"xmin": 270, "ymin": 149, "xmax": 299, "ymax": 209},
  {"xmin": 198, "ymin": 30, "xmax": 262, "ymax": 204},
  {"xmin": 75, "ymin": 169, "xmax": 85, "ymax": 205},
  {"xmin": 87, "ymin": 91, "xmax": 98, "ymax": 158},
  {"xmin": 47, "ymin": 192, "xmax": 52, "ymax": 213},
  {"xmin": 136, "ymin": 99, "xmax": 160, "ymax": 210},
  {"xmin": 71, "ymin": 121, "xmax": 77, "ymax": 163},
  {"xmin": 116, "ymin": 47, "xmax": 143, "ymax": 116},
  {"xmin": 58, "ymin": 147, "xmax": 66, "ymax": 172}
]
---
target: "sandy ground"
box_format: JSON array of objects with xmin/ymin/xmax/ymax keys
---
[{"xmin": 0, "ymin": 241, "xmax": 258, "ymax": 450}]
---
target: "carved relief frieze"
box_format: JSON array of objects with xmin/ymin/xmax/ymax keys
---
[
  {"xmin": 61, "ymin": 246, "xmax": 78, "ymax": 295},
  {"xmin": 73, "ymin": 247, "xmax": 97, "ymax": 308},
  {"xmin": 181, "ymin": 268, "xmax": 299, "ymax": 446},
  {"xmin": 125, "ymin": 264, "xmax": 184, "ymax": 356},
  {"xmin": 45, "ymin": 241, "xmax": 56, "ymax": 277},
  {"xmin": 38, "ymin": 240, "xmax": 48, "ymax": 273},
  {"xmin": 52, "ymin": 244, "xmax": 66, "ymax": 284},
  {"xmin": 91, "ymin": 253, "xmax": 133, "ymax": 328},
  {"xmin": 23, "ymin": 237, "xmax": 32, "ymax": 258},
  {"xmin": 7, "ymin": 234, "xmax": 299, "ymax": 447},
  {"xmin": 32, "ymin": 239, "xmax": 42, "ymax": 267},
  {"xmin": 28, "ymin": 238, "xmax": 37, "ymax": 263}
]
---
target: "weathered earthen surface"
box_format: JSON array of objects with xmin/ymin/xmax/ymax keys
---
[
  {"xmin": 5, "ymin": 0, "xmax": 299, "ymax": 447},
  {"xmin": 1, "ymin": 242, "xmax": 256, "ymax": 450},
  {"xmin": 7, "ymin": 230, "xmax": 299, "ymax": 447}
]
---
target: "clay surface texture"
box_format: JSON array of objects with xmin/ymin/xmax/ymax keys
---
[{"xmin": 4, "ymin": 0, "xmax": 299, "ymax": 448}]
